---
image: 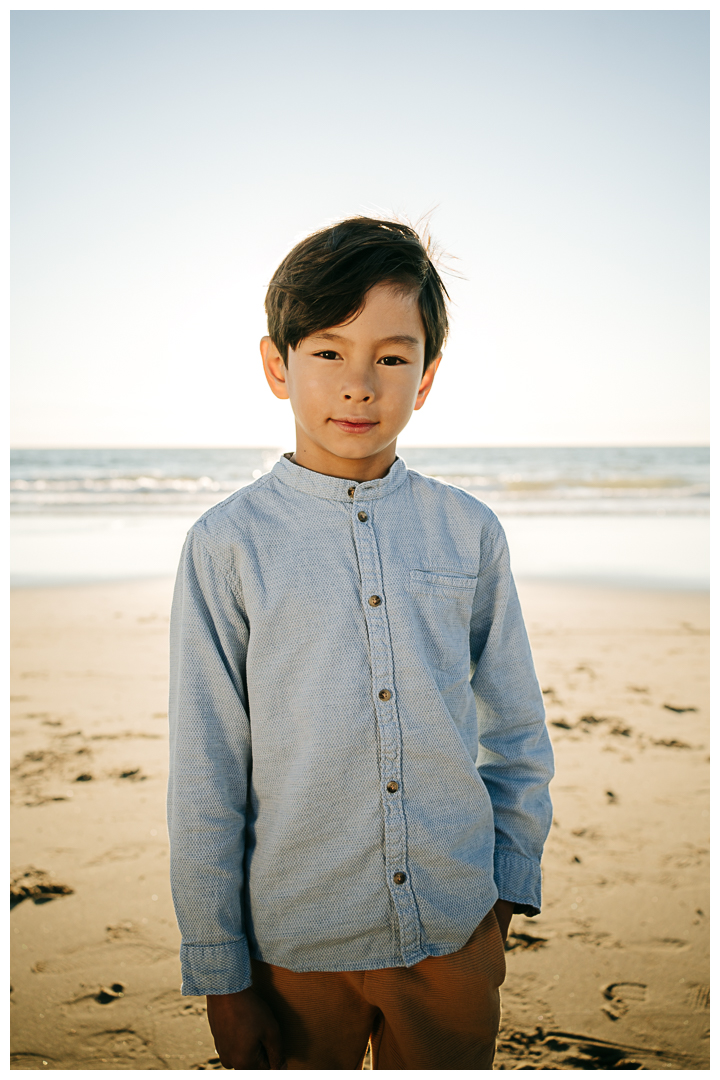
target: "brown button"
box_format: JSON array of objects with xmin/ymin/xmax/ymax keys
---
[
  {"xmin": 357, "ymin": 511, "xmax": 368, "ymax": 522},
  {"xmin": 378, "ymin": 689, "xmax": 392, "ymax": 702},
  {"xmin": 393, "ymin": 872, "xmax": 406, "ymax": 885},
  {"xmin": 386, "ymin": 781, "xmax": 399, "ymax": 793},
  {"xmin": 347, "ymin": 487, "xmax": 355, "ymax": 498},
  {"xmin": 368, "ymin": 595, "xmax": 382, "ymax": 607}
]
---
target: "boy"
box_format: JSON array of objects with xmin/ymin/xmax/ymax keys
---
[{"xmin": 168, "ymin": 217, "xmax": 554, "ymax": 1070}]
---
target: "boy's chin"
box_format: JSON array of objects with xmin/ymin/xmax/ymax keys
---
[
  {"xmin": 326, "ymin": 437, "xmax": 394, "ymax": 461},
  {"xmin": 295, "ymin": 424, "xmax": 400, "ymax": 468}
]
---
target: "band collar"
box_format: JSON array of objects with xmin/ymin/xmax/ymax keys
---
[{"xmin": 272, "ymin": 453, "xmax": 408, "ymax": 502}]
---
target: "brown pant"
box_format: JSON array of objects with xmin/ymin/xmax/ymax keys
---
[{"xmin": 250, "ymin": 909, "xmax": 506, "ymax": 1070}]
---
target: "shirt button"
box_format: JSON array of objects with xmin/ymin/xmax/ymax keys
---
[
  {"xmin": 393, "ymin": 872, "xmax": 406, "ymax": 885},
  {"xmin": 357, "ymin": 511, "xmax": 368, "ymax": 522},
  {"xmin": 386, "ymin": 781, "xmax": 399, "ymax": 793},
  {"xmin": 347, "ymin": 487, "xmax": 355, "ymax": 498},
  {"xmin": 368, "ymin": 595, "xmax": 382, "ymax": 607},
  {"xmin": 378, "ymin": 689, "xmax": 392, "ymax": 702}
]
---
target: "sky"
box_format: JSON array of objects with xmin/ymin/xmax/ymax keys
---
[{"xmin": 11, "ymin": 9, "xmax": 709, "ymax": 448}]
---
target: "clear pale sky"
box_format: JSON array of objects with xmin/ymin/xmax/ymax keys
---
[{"xmin": 11, "ymin": 9, "xmax": 709, "ymax": 448}]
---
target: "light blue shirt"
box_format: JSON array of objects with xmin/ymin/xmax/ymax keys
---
[{"xmin": 168, "ymin": 454, "xmax": 554, "ymax": 996}]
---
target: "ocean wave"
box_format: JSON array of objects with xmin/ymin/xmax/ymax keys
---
[
  {"xmin": 10, "ymin": 476, "xmax": 244, "ymax": 494},
  {"xmin": 10, "ymin": 447, "xmax": 709, "ymax": 517}
]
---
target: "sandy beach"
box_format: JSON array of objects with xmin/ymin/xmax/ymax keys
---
[{"xmin": 10, "ymin": 577, "xmax": 709, "ymax": 1070}]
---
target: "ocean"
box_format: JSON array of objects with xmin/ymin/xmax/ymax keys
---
[{"xmin": 10, "ymin": 446, "xmax": 709, "ymax": 589}]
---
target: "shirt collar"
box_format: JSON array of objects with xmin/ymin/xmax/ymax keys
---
[{"xmin": 272, "ymin": 453, "xmax": 408, "ymax": 502}]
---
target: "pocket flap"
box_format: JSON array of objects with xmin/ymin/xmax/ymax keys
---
[{"xmin": 409, "ymin": 569, "xmax": 477, "ymax": 592}]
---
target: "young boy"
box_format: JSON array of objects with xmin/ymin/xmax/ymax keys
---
[{"xmin": 168, "ymin": 216, "xmax": 554, "ymax": 1070}]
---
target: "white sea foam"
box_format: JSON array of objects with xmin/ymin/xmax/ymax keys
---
[
  {"xmin": 9, "ymin": 447, "xmax": 709, "ymax": 586},
  {"xmin": 10, "ymin": 446, "xmax": 709, "ymax": 516}
]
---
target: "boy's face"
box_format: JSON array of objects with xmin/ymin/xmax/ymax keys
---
[{"xmin": 260, "ymin": 283, "xmax": 441, "ymax": 481}]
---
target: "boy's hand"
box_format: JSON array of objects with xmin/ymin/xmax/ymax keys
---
[
  {"xmin": 493, "ymin": 898, "xmax": 514, "ymax": 944},
  {"xmin": 206, "ymin": 988, "xmax": 285, "ymax": 1069}
]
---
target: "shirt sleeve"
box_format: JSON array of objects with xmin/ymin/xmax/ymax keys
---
[
  {"xmin": 469, "ymin": 513, "xmax": 554, "ymax": 916},
  {"xmin": 167, "ymin": 526, "xmax": 253, "ymax": 995}
]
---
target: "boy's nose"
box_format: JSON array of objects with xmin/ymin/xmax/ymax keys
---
[
  {"xmin": 342, "ymin": 375, "xmax": 375, "ymax": 402},
  {"xmin": 342, "ymin": 381, "xmax": 375, "ymax": 402},
  {"xmin": 340, "ymin": 360, "xmax": 376, "ymax": 402}
]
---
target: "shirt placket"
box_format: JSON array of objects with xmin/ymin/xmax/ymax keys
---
[{"xmin": 350, "ymin": 487, "xmax": 423, "ymax": 965}]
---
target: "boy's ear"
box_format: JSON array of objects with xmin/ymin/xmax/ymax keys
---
[
  {"xmin": 260, "ymin": 336, "xmax": 290, "ymax": 400},
  {"xmin": 414, "ymin": 355, "xmax": 442, "ymax": 411}
]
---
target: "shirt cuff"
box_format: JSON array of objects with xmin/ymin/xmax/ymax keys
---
[
  {"xmin": 180, "ymin": 938, "xmax": 252, "ymax": 996},
  {"xmin": 493, "ymin": 848, "xmax": 542, "ymax": 916}
]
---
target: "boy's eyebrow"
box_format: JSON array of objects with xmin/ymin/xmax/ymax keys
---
[{"xmin": 310, "ymin": 331, "xmax": 422, "ymax": 349}]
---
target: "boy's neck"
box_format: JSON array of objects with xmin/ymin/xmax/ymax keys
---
[{"xmin": 290, "ymin": 441, "xmax": 398, "ymax": 483}]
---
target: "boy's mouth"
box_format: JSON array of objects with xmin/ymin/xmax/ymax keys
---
[{"xmin": 330, "ymin": 418, "xmax": 379, "ymax": 434}]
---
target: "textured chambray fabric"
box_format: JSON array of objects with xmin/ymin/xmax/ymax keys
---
[{"xmin": 168, "ymin": 454, "xmax": 554, "ymax": 997}]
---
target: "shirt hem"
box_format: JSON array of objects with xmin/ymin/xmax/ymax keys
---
[{"xmin": 247, "ymin": 904, "xmax": 498, "ymax": 974}]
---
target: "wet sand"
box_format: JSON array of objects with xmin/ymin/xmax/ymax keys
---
[{"xmin": 10, "ymin": 578, "xmax": 709, "ymax": 1070}]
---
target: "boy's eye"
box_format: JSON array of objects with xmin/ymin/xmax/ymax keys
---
[
  {"xmin": 378, "ymin": 356, "xmax": 407, "ymax": 366},
  {"xmin": 315, "ymin": 350, "xmax": 341, "ymax": 360}
]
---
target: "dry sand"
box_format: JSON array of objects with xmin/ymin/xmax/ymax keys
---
[{"xmin": 10, "ymin": 577, "xmax": 709, "ymax": 1070}]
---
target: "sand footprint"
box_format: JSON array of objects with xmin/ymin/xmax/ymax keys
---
[
  {"xmin": 10, "ymin": 866, "xmax": 74, "ymax": 908},
  {"xmin": 82, "ymin": 1028, "xmax": 167, "ymax": 1068},
  {"xmin": 505, "ymin": 931, "xmax": 549, "ymax": 952},
  {"xmin": 601, "ymin": 982, "xmax": 647, "ymax": 1020},
  {"xmin": 688, "ymin": 984, "xmax": 709, "ymax": 1011}
]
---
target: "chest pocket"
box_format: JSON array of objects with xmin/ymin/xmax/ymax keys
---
[{"xmin": 407, "ymin": 569, "xmax": 478, "ymax": 672}]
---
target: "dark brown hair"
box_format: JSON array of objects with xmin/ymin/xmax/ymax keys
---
[{"xmin": 265, "ymin": 216, "xmax": 450, "ymax": 371}]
